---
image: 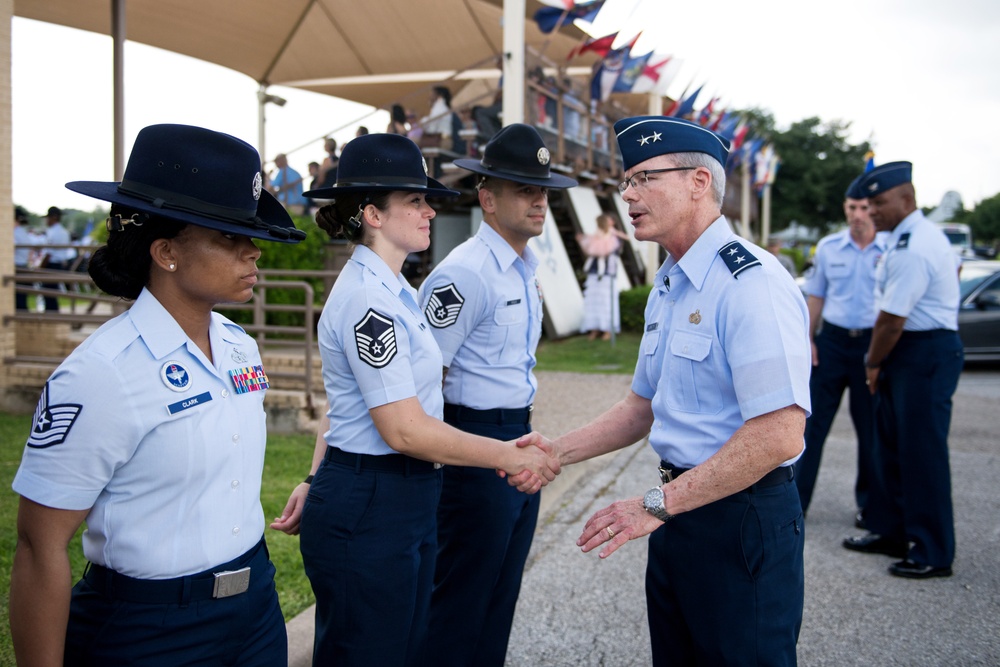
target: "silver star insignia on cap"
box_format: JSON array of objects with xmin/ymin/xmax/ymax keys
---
[
  {"xmin": 252, "ymin": 172, "xmax": 263, "ymax": 200},
  {"xmin": 537, "ymin": 147, "xmax": 550, "ymax": 165}
]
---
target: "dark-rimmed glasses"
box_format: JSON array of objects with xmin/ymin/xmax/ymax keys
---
[{"xmin": 617, "ymin": 167, "xmax": 696, "ymax": 195}]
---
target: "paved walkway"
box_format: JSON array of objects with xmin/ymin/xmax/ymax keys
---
[{"xmin": 289, "ymin": 368, "xmax": 1000, "ymax": 666}]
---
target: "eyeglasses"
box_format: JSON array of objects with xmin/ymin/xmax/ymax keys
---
[{"xmin": 617, "ymin": 167, "xmax": 696, "ymax": 195}]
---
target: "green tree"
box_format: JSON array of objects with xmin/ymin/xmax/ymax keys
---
[
  {"xmin": 959, "ymin": 192, "xmax": 1000, "ymax": 244},
  {"xmin": 769, "ymin": 117, "xmax": 871, "ymax": 233}
]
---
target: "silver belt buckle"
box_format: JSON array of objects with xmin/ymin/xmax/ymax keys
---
[
  {"xmin": 212, "ymin": 566, "xmax": 251, "ymax": 599},
  {"xmin": 658, "ymin": 465, "xmax": 674, "ymax": 484}
]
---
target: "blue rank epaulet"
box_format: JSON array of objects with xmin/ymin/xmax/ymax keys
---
[
  {"xmin": 896, "ymin": 233, "xmax": 910, "ymax": 249},
  {"xmin": 718, "ymin": 240, "xmax": 761, "ymax": 279}
]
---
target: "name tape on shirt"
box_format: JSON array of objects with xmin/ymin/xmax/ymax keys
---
[
  {"xmin": 229, "ymin": 365, "xmax": 270, "ymax": 394},
  {"xmin": 166, "ymin": 391, "xmax": 213, "ymax": 415}
]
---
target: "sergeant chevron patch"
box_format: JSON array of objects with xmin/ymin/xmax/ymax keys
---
[
  {"xmin": 425, "ymin": 283, "xmax": 465, "ymax": 328},
  {"xmin": 355, "ymin": 309, "xmax": 398, "ymax": 368},
  {"xmin": 27, "ymin": 383, "xmax": 82, "ymax": 449}
]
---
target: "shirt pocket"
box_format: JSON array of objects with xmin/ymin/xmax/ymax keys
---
[
  {"xmin": 488, "ymin": 301, "xmax": 526, "ymax": 363},
  {"xmin": 666, "ymin": 331, "xmax": 723, "ymax": 414},
  {"xmin": 827, "ymin": 263, "xmax": 850, "ymax": 279}
]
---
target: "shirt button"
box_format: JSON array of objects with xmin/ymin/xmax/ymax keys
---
[
  {"xmin": 683, "ymin": 345, "xmax": 690, "ymax": 353},
  {"xmin": 221, "ymin": 389, "xmax": 230, "ymax": 398},
  {"xmin": 232, "ymin": 526, "xmax": 240, "ymax": 536},
  {"xmin": 231, "ymin": 480, "xmax": 240, "ymax": 489},
  {"xmin": 232, "ymin": 434, "xmax": 240, "ymax": 443}
]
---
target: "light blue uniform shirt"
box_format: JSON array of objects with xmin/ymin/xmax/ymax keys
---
[
  {"xmin": 803, "ymin": 228, "xmax": 888, "ymax": 330},
  {"xmin": 319, "ymin": 245, "xmax": 444, "ymax": 456},
  {"xmin": 631, "ymin": 217, "xmax": 812, "ymax": 469},
  {"xmin": 419, "ymin": 223, "xmax": 542, "ymax": 410},
  {"xmin": 875, "ymin": 210, "xmax": 959, "ymax": 331},
  {"xmin": 12, "ymin": 288, "xmax": 268, "ymax": 578},
  {"xmin": 271, "ymin": 166, "xmax": 309, "ymax": 208}
]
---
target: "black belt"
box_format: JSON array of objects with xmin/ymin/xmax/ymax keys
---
[
  {"xmin": 83, "ymin": 538, "xmax": 265, "ymax": 604},
  {"xmin": 325, "ymin": 446, "xmax": 440, "ymax": 474},
  {"xmin": 658, "ymin": 461, "xmax": 794, "ymax": 492},
  {"xmin": 900, "ymin": 328, "xmax": 956, "ymax": 340},
  {"xmin": 443, "ymin": 403, "xmax": 532, "ymax": 426},
  {"xmin": 822, "ymin": 321, "xmax": 872, "ymax": 338}
]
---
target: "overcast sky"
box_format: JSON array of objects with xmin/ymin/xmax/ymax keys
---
[{"xmin": 11, "ymin": 0, "xmax": 1000, "ymax": 219}]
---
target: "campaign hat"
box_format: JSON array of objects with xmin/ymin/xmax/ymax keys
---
[
  {"xmin": 614, "ymin": 116, "xmax": 730, "ymax": 171},
  {"xmin": 855, "ymin": 161, "xmax": 912, "ymax": 198},
  {"xmin": 454, "ymin": 124, "xmax": 578, "ymax": 189},
  {"xmin": 304, "ymin": 133, "xmax": 459, "ymax": 199},
  {"xmin": 66, "ymin": 123, "xmax": 305, "ymax": 243}
]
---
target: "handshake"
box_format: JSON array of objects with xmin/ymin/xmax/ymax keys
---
[{"xmin": 497, "ymin": 432, "xmax": 561, "ymax": 494}]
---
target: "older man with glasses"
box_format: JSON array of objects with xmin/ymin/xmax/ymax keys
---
[{"xmin": 516, "ymin": 116, "xmax": 811, "ymax": 665}]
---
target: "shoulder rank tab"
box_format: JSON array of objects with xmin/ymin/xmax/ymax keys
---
[
  {"xmin": 896, "ymin": 233, "xmax": 910, "ymax": 249},
  {"xmin": 718, "ymin": 241, "xmax": 761, "ymax": 279}
]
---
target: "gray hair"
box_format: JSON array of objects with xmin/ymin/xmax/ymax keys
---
[{"xmin": 669, "ymin": 152, "xmax": 726, "ymax": 208}]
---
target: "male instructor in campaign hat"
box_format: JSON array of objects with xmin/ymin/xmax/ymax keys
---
[
  {"xmin": 842, "ymin": 161, "xmax": 962, "ymax": 579},
  {"xmin": 418, "ymin": 123, "xmax": 576, "ymax": 667},
  {"xmin": 515, "ymin": 116, "xmax": 811, "ymax": 665}
]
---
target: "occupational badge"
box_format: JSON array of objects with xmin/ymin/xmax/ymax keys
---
[
  {"xmin": 689, "ymin": 310, "xmax": 701, "ymax": 325},
  {"xmin": 160, "ymin": 361, "xmax": 191, "ymax": 392}
]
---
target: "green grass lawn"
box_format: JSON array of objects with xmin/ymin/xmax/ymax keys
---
[{"xmin": 0, "ymin": 332, "xmax": 637, "ymax": 661}]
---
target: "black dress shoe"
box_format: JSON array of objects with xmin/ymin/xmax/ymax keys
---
[
  {"xmin": 889, "ymin": 559, "xmax": 953, "ymax": 579},
  {"xmin": 842, "ymin": 533, "xmax": 909, "ymax": 558},
  {"xmin": 854, "ymin": 511, "xmax": 866, "ymax": 530}
]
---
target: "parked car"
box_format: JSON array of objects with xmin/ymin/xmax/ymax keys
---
[{"xmin": 958, "ymin": 260, "xmax": 1000, "ymax": 361}]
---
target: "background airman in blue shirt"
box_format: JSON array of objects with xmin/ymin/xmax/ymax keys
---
[{"xmin": 843, "ymin": 161, "xmax": 962, "ymax": 579}]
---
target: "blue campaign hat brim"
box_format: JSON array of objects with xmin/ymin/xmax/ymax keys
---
[
  {"xmin": 453, "ymin": 158, "xmax": 578, "ymax": 189},
  {"xmin": 66, "ymin": 180, "xmax": 304, "ymax": 244},
  {"xmin": 303, "ymin": 176, "xmax": 459, "ymax": 199}
]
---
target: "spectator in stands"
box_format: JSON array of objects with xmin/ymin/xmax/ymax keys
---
[
  {"xmin": 13, "ymin": 206, "xmax": 34, "ymax": 310},
  {"xmin": 473, "ymin": 90, "xmax": 503, "ymax": 142},
  {"xmin": 387, "ymin": 104, "xmax": 410, "ymax": 135},
  {"xmin": 355, "ymin": 125, "xmax": 369, "ymax": 138},
  {"xmin": 419, "ymin": 85, "xmax": 454, "ymax": 150},
  {"xmin": 268, "ymin": 153, "xmax": 309, "ymax": 216},
  {"xmin": 41, "ymin": 206, "xmax": 75, "ymax": 312},
  {"xmin": 318, "ymin": 137, "xmax": 339, "ymax": 188}
]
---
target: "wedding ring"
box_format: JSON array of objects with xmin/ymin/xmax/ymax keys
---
[{"xmin": 606, "ymin": 526, "xmax": 615, "ymax": 540}]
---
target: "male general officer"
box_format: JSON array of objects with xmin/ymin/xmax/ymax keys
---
[
  {"xmin": 842, "ymin": 161, "xmax": 962, "ymax": 579},
  {"xmin": 515, "ymin": 116, "xmax": 811, "ymax": 665},
  {"xmin": 795, "ymin": 176, "xmax": 887, "ymax": 522},
  {"xmin": 417, "ymin": 123, "xmax": 577, "ymax": 666}
]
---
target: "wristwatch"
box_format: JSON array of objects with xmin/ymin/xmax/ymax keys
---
[
  {"xmin": 643, "ymin": 486, "xmax": 673, "ymax": 523},
  {"xmin": 863, "ymin": 353, "xmax": 881, "ymax": 369}
]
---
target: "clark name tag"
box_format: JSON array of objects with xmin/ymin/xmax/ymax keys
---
[{"xmin": 166, "ymin": 391, "xmax": 213, "ymax": 415}]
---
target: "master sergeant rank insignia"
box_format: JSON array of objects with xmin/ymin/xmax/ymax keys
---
[
  {"xmin": 425, "ymin": 284, "xmax": 464, "ymax": 328},
  {"xmin": 718, "ymin": 240, "xmax": 761, "ymax": 279},
  {"xmin": 355, "ymin": 309, "xmax": 398, "ymax": 368}
]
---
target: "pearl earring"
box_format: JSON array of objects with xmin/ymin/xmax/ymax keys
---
[{"xmin": 169, "ymin": 264, "xmax": 175, "ymax": 270}]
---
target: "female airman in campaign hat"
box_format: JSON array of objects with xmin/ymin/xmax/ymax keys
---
[
  {"xmin": 10, "ymin": 123, "xmax": 299, "ymax": 666},
  {"xmin": 274, "ymin": 133, "xmax": 559, "ymax": 665}
]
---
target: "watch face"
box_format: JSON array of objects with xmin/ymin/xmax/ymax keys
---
[{"xmin": 644, "ymin": 487, "xmax": 663, "ymax": 511}]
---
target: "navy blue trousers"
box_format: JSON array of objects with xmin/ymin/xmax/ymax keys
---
[
  {"xmin": 422, "ymin": 418, "xmax": 538, "ymax": 667},
  {"xmin": 646, "ymin": 477, "xmax": 804, "ymax": 666},
  {"xmin": 300, "ymin": 454, "xmax": 442, "ymax": 667},
  {"xmin": 864, "ymin": 331, "xmax": 963, "ymax": 567},
  {"xmin": 65, "ymin": 539, "xmax": 286, "ymax": 667},
  {"xmin": 795, "ymin": 325, "xmax": 876, "ymax": 515}
]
